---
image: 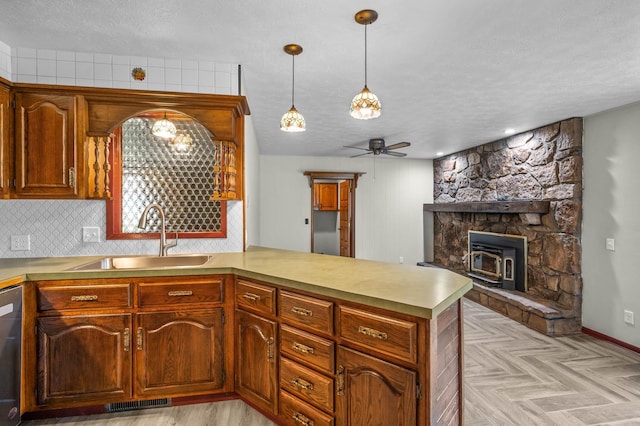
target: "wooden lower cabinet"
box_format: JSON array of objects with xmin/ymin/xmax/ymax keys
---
[
  {"xmin": 135, "ymin": 309, "xmax": 225, "ymax": 397},
  {"xmin": 235, "ymin": 309, "xmax": 278, "ymax": 414},
  {"xmin": 37, "ymin": 314, "xmax": 132, "ymax": 406},
  {"xmin": 335, "ymin": 345, "xmax": 417, "ymax": 426}
]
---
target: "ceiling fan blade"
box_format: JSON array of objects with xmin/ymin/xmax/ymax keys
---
[
  {"xmin": 384, "ymin": 142, "xmax": 411, "ymax": 150},
  {"xmin": 344, "ymin": 145, "xmax": 370, "ymax": 151},
  {"xmin": 350, "ymin": 151, "xmax": 372, "ymax": 158},
  {"xmin": 384, "ymin": 151, "xmax": 407, "ymax": 157}
]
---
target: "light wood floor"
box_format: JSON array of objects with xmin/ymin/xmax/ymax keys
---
[{"xmin": 23, "ymin": 299, "xmax": 640, "ymax": 425}]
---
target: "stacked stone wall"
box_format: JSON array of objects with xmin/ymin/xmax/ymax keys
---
[{"xmin": 432, "ymin": 118, "xmax": 583, "ymax": 332}]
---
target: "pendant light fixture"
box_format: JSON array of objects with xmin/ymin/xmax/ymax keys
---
[
  {"xmin": 280, "ymin": 44, "xmax": 306, "ymax": 132},
  {"xmin": 350, "ymin": 9, "xmax": 381, "ymax": 120},
  {"xmin": 152, "ymin": 112, "xmax": 177, "ymax": 139}
]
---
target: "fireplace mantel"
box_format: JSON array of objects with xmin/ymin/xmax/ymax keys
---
[{"xmin": 423, "ymin": 201, "xmax": 550, "ymax": 214}]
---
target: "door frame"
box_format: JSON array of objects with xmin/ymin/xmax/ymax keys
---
[{"xmin": 303, "ymin": 171, "xmax": 364, "ymax": 258}]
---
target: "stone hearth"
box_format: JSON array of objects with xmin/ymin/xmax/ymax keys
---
[{"xmin": 431, "ymin": 118, "xmax": 583, "ymax": 336}]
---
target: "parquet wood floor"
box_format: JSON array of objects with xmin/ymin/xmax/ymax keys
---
[{"xmin": 23, "ymin": 299, "xmax": 640, "ymax": 425}]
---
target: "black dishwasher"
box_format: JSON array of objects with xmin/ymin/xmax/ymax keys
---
[{"xmin": 0, "ymin": 286, "xmax": 21, "ymax": 426}]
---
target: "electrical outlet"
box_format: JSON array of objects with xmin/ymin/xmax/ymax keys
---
[
  {"xmin": 10, "ymin": 235, "xmax": 31, "ymax": 251},
  {"xmin": 624, "ymin": 310, "xmax": 634, "ymax": 325},
  {"xmin": 82, "ymin": 227, "xmax": 101, "ymax": 243},
  {"xmin": 606, "ymin": 238, "xmax": 615, "ymax": 251}
]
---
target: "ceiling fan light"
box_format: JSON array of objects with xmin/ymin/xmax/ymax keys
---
[
  {"xmin": 280, "ymin": 105, "xmax": 306, "ymax": 132},
  {"xmin": 152, "ymin": 115, "xmax": 177, "ymax": 139},
  {"xmin": 350, "ymin": 85, "xmax": 381, "ymax": 120}
]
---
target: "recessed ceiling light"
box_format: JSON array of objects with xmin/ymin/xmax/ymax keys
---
[
  {"xmin": 436, "ymin": 151, "xmax": 444, "ymax": 156},
  {"xmin": 504, "ymin": 128, "xmax": 516, "ymax": 135}
]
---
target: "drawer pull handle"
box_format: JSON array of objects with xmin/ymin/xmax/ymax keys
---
[
  {"xmin": 291, "ymin": 306, "xmax": 313, "ymax": 317},
  {"xmin": 358, "ymin": 325, "xmax": 388, "ymax": 341},
  {"xmin": 168, "ymin": 290, "xmax": 193, "ymax": 297},
  {"xmin": 242, "ymin": 292, "xmax": 261, "ymax": 302},
  {"xmin": 292, "ymin": 412, "xmax": 314, "ymax": 426},
  {"xmin": 292, "ymin": 341, "xmax": 315, "ymax": 355},
  {"xmin": 336, "ymin": 365, "xmax": 345, "ymax": 396},
  {"xmin": 267, "ymin": 337, "xmax": 274, "ymax": 362},
  {"xmin": 292, "ymin": 377, "xmax": 314, "ymax": 390},
  {"xmin": 136, "ymin": 327, "xmax": 143, "ymax": 351},
  {"xmin": 123, "ymin": 328, "xmax": 130, "ymax": 352},
  {"xmin": 70, "ymin": 295, "xmax": 98, "ymax": 302}
]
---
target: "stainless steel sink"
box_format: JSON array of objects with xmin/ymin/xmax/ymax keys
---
[{"xmin": 69, "ymin": 254, "xmax": 213, "ymax": 271}]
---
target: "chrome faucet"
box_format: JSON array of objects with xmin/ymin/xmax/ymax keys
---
[{"xmin": 137, "ymin": 203, "xmax": 177, "ymax": 256}]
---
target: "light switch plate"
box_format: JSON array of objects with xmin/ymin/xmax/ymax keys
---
[
  {"xmin": 11, "ymin": 235, "xmax": 31, "ymax": 251},
  {"xmin": 82, "ymin": 227, "xmax": 101, "ymax": 243}
]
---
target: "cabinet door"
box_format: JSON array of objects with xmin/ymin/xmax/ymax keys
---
[
  {"xmin": 37, "ymin": 314, "xmax": 132, "ymax": 407},
  {"xmin": 0, "ymin": 84, "xmax": 9, "ymax": 198},
  {"xmin": 15, "ymin": 92, "xmax": 78, "ymax": 197},
  {"xmin": 336, "ymin": 345, "xmax": 416, "ymax": 426},
  {"xmin": 235, "ymin": 309, "xmax": 278, "ymax": 414},
  {"xmin": 135, "ymin": 309, "xmax": 224, "ymax": 397},
  {"xmin": 315, "ymin": 183, "xmax": 338, "ymax": 211}
]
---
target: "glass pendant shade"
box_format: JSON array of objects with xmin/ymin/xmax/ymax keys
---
[
  {"xmin": 280, "ymin": 105, "xmax": 306, "ymax": 132},
  {"xmin": 152, "ymin": 114, "xmax": 177, "ymax": 139},
  {"xmin": 281, "ymin": 44, "xmax": 306, "ymax": 132},
  {"xmin": 350, "ymin": 85, "xmax": 381, "ymax": 119}
]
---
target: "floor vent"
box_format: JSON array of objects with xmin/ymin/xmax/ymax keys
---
[{"xmin": 105, "ymin": 398, "xmax": 171, "ymax": 413}]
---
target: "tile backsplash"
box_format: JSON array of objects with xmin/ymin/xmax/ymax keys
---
[
  {"xmin": 0, "ymin": 200, "xmax": 244, "ymax": 258},
  {"xmin": 0, "ymin": 41, "xmax": 245, "ymax": 259}
]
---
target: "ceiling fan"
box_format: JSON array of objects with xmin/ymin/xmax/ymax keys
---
[{"xmin": 345, "ymin": 138, "xmax": 411, "ymax": 157}]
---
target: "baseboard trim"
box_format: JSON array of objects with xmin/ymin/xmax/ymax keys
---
[{"xmin": 582, "ymin": 327, "xmax": 640, "ymax": 354}]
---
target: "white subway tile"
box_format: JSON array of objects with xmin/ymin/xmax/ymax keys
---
[
  {"xmin": 198, "ymin": 70, "xmax": 214, "ymax": 86},
  {"xmin": 199, "ymin": 61, "xmax": 215, "ymax": 72},
  {"xmin": 130, "ymin": 56, "xmax": 148, "ymax": 67},
  {"xmin": 181, "ymin": 59, "xmax": 198, "ymax": 70},
  {"xmin": 56, "ymin": 77, "xmax": 76, "ymax": 86},
  {"xmin": 182, "ymin": 84, "xmax": 198, "ymax": 93},
  {"xmin": 112, "ymin": 55, "xmax": 130, "ymax": 65},
  {"xmin": 94, "ymin": 79, "xmax": 113, "ymax": 88},
  {"xmin": 76, "ymin": 78, "xmax": 94, "ymax": 88},
  {"xmin": 94, "ymin": 63, "xmax": 112, "ymax": 80},
  {"xmin": 94, "ymin": 53, "xmax": 112, "ymax": 64},
  {"xmin": 214, "ymin": 86, "xmax": 232, "ymax": 95},
  {"xmin": 148, "ymin": 83, "xmax": 165, "ymax": 91},
  {"xmin": 215, "ymin": 71, "xmax": 230, "ymax": 89},
  {"xmin": 165, "ymin": 58, "xmax": 181, "ymax": 68},
  {"xmin": 198, "ymin": 85, "xmax": 215, "ymax": 94},
  {"xmin": 130, "ymin": 79, "xmax": 148, "ymax": 90},
  {"xmin": 37, "ymin": 59, "xmax": 56, "ymax": 76},
  {"xmin": 76, "ymin": 52, "xmax": 94, "ymax": 62},
  {"xmin": 56, "ymin": 50, "xmax": 75, "ymax": 61},
  {"xmin": 147, "ymin": 67, "xmax": 165, "ymax": 84},
  {"xmin": 56, "ymin": 61, "xmax": 75, "ymax": 78},
  {"xmin": 231, "ymin": 73, "xmax": 239, "ymax": 95},
  {"xmin": 165, "ymin": 68, "xmax": 181, "ymax": 85},
  {"xmin": 113, "ymin": 80, "xmax": 130, "ymax": 89},
  {"xmin": 16, "ymin": 47, "xmax": 37, "ymax": 58},
  {"xmin": 37, "ymin": 75, "xmax": 57, "ymax": 84},
  {"xmin": 112, "ymin": 64, "xmax": 130, "ymax": 82},
  {"xmin": 182, "ymin": 68, "xmax": 198, "ymax": 85},
  {"xmin": 148, "ymin": 57, "xmax": 164, "ymax": 67},
  {"xmin": 37, "ymin": 49, "xmax": 56, "ymax": 60},
  {"xmin": 16, "ymin": 74, "xmax": 37, "ymax": 83},
  {"xmin": 215, "ymin": 63, "xmax": 232, "ymax": 73},
  {"xmin": 76, "ymin": 62, "xmax": 94, "ymax": 80},
  {"xmin": 165, "ymin": 83, "xmax": 182, "ymax": 92},
  {"xmin": 18, "ymin": 57, "xmax": 37, "ymax": 75}
]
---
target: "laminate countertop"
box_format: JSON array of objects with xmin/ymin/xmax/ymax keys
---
[{"xmin": 0, "ymin": 246, "xmax": 472, "ymax": 318}]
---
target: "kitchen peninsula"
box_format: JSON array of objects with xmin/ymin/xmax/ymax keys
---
[{"xmin": 0, "ymin": 247, "xmax": 472, "ymax": 426}]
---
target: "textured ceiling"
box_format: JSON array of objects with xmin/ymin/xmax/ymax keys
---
[{"xmin": 2, "ymin": 0, "xmax": 640, "ymax": 159}]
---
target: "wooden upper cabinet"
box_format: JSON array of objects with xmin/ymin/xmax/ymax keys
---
[
  {"xmin": 15, "ymin": 91, "xmax": 79, "ymax": 197},
  {"xmin": 0, "ymin": 83, "xmax": 10, "ymax": 198},
  {"xmin": 314, "ymin": 183, "xmax": 338, "ymax": 211}
]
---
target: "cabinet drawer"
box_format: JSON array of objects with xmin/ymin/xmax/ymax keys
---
[
  {"xmin": 280, "ymin": 357, "xmax": 334, "ymax": 412},
  {"xmin": 235, "ymin": 279, "xmax": 276, "ymax": 315},
  {"xmin": 281, "ymin": 324, "xmax": 334, "ymax": 374},
  {"xmin": 280, "ymin": 390, "xmax": 334, "ymax": 426},
  {"xmin": 279, "ymin": 290, "xmax": 333, "ymax": 336},
  {"xmin": 338, "ymin": 306, "xmax": 418, "ymax": 364},
  {"xmin": 138, "ymin": 277, "xmax": 224, "ymax": 307},
  {"xmin": 37, "ymin": 283, "xmax": 132, "ymax": 311}
]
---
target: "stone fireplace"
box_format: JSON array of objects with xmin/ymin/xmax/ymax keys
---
[{"xmin": 427, "ymin": 118, "xmax": 583, "ymax": 336}]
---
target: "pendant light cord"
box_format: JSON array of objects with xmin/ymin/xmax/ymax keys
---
[
  {"xmin": 364, "ymin": 23, "xmax": 368, "ymax": 87},
  {"xmin": 291, "ymin": 54, "xmax": 296, "ymax": 106}
]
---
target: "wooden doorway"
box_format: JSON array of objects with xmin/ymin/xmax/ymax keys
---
[{"xmin": 303, "ymin": 171, "xmax": 364, "ymax": 258}]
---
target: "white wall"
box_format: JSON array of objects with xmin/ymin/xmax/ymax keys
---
[
  {"xmin": 583, "ymin": 102, "xmax": 640, "ymax": 347},
  {"xmin": 259, "ymin": 155, "xmax": 433, "ymax": 265}
]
